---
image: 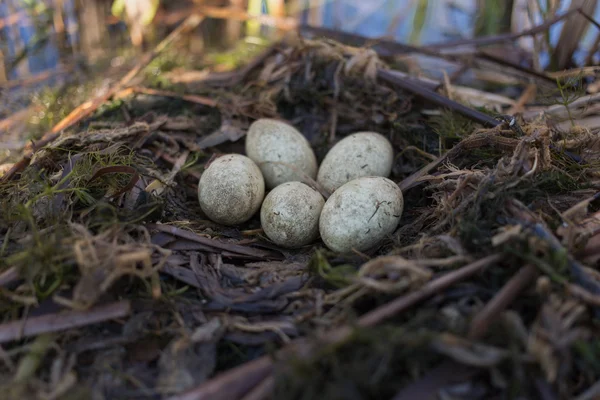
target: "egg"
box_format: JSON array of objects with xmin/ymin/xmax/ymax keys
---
[
  {"xmin": 245, "ymin": 118, "xmax": 318, "ymax": 189},
  {"xmin": 317, "ymin": 132, "xmax": 394, "ymax": 193},
  {"xmin": 198, "ymin": 154, "xmax": 265, "ymax": 225},
  {"xmin": 319, "ymin": 176, "xmax": 403, "ymax": 253},
  {"xmin": 260, "ymin": 182, "xmax": 324, "ymax": 248}
]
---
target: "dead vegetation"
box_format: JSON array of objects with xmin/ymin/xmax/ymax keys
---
[{"xmin": 1, "ymin": 11, "xmax": 600, "ymax": 400}]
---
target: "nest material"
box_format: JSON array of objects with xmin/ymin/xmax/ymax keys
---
[{"xmin": 0, "ymin": 35, "xmax": 599, "ymax": 400}]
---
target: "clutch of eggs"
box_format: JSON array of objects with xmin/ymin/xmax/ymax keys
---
[{"xmin": 197, "ymin": 118, "xmax": 403, "ymax": 252}]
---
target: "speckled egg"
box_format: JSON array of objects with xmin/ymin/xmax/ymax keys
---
[
  {"xmin": 319, "ymin": 176, "xmax": 403, "ymax": 253},
  {"xmin": 198, "ymin": 154, "xmax": 265, "ymax": 225},
  {"xmin": 317, "ymin": 132, "xmax": 394, "ymax": 193},
  {"xmin": 245, "ymin": 118, "xmax": 318, "ymax": 189},
  {"xmin": 260, "ymin": 182, "xmax": 324, "ymax": 248}
]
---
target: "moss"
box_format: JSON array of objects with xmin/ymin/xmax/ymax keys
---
[
  {"xmin": 458, "ymin": 147, "xmax": 505, "ymax": 169},
  {"xmin": 206, "ymin": 38, "xmax": 270, "ymax": 71},
  {"xmin": 1, "ymin": 226, "xmax": 76, "ymax": 307},
  {"xmin": 429, "ymin": 110, "xmax": 475, "ymax": 140},
  {"xmin": 308, "ymin": 249, "xmax": 357, "ymax": 288},
  {"xmin": 428, "ymin": 110, "xmax": 476, "ymax": 155},
  {"xmin": 0, "ymin": 144, "xmax": 144, "ymax": 228},
  {"xmin": 530, "ymin": 169, "xmax": 582, "ymax": 196}
]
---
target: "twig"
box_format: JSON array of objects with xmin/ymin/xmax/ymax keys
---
[
  {"xmin": 574, "ymin": 378, "xmax": 600, "ymax": 400},
  {"xmin": 168, "ymin": 356, "xmax": 274, "ymax": 400},
  {"xmin": 377, "ymin": 69, "xmax": 500, "ymax": 127},
  {"xmin": 114, "ymin": 86, "xmax": 218, "ymax": 107},
  {"xmin": 240, "ymin": 376, "xmax": 275, "ymax": 400},
  {"xmin": 507, "ymin": 199, "xmax": 600, "ymax": 313},
  {"xmin": 357, "ymin": 254, "xmax": 502, "ymax": 328},
  {"xmin": 0, "ymin": 267, "xmax": 19, "ymax": 287},
  {"xmin": 147, "ymin": 224, "xmax": 280, "ymax": 259},
  {"xmin": 561, "ymin": 191, "xmax": 600, "ymax": 220},
  {"xmin": 507, "ymin": 84, "xmax": 537, "ymax": 115},
  {"xmin": 1, "ymin": 14, "xmax": 205, "ymax": 182},
  {"xmin": 567, "ymin": 283, "xmax": 600, "ymax": 306},
  {"xmin": 397, "ymin": 126, "xmax": 517, "ymax": 192},
  {"xmin": 468, "ymin": 264, "xmax": 538, "ymax": 339},
  {"xmin": 391, "ymin": 362, "xmax": 477, "ymax": 400},
  {"xmin": 0, "ymin": 300, "xmax": 131, "ymax": 344},
  {"xmin": 475, "ymin": 51, "xmax": 555, "ymax": 85},
  {"xmin": 442, "ymin": 65, "xmax": 470, "ymax": 89}
]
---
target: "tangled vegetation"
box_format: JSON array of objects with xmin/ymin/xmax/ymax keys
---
[{"xmin": 1, "ymin": 19, "xmax": 600, "ymax": 400}]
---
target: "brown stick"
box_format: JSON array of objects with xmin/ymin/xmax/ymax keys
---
[
  {"xmin": 240, "ymin": 376, "xmax": 275, "ymax": 400},
  {"xmin": 1, "ymin": 14, "xmax": 205, "ymax": 182},
  {"xmin": 0, "ymin": 267, "xmax": 19, "ymax": 287},
  {"xmin": 358, "ymin": 254, "xmax": 502, "ymax": 328},
  {"xmin": 391, "ymin": 362, "xmax": 477, "ymax": 400},
  {"xmin": 169, "ymin": 356, "xmax": 274, "ymax": 400},
  {"xmin": 0, "ymin": 300, "xmax": 131, "ymax": 344},
  {"xmin": 114, "ymin": 86, "xmax": 218, "ymax": 107},
  {"xmin": 468, "ymin": 264, "xmax": 538, "ymax": 339},
  {"xmin": 147, "ymin": 224, "xmax": 279, "ymax": 259},
  {"xmin": 506, "ymin": 84, "xmax": 537, "ymax": 115}
]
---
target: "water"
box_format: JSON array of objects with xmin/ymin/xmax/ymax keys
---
[
  {"xmin": 315, "ymin": 0, "xmax": 476, "ymax": 44},
  {"xmin": 1, "ymin": 0, "xmax": 82, "ymax": 80}
]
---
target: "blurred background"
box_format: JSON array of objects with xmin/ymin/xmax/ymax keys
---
[
  {"xmin": 2, "ymin": 0, "xmax": 600, "ymax": 157},
  {"xmin": 3, "ymin": 0, "xmax": 600, "ymax": 81}
]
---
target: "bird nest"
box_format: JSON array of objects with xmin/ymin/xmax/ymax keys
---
[{"xmin": 0, "ymin": 30, "xmax": 600, "ymax": 400}]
